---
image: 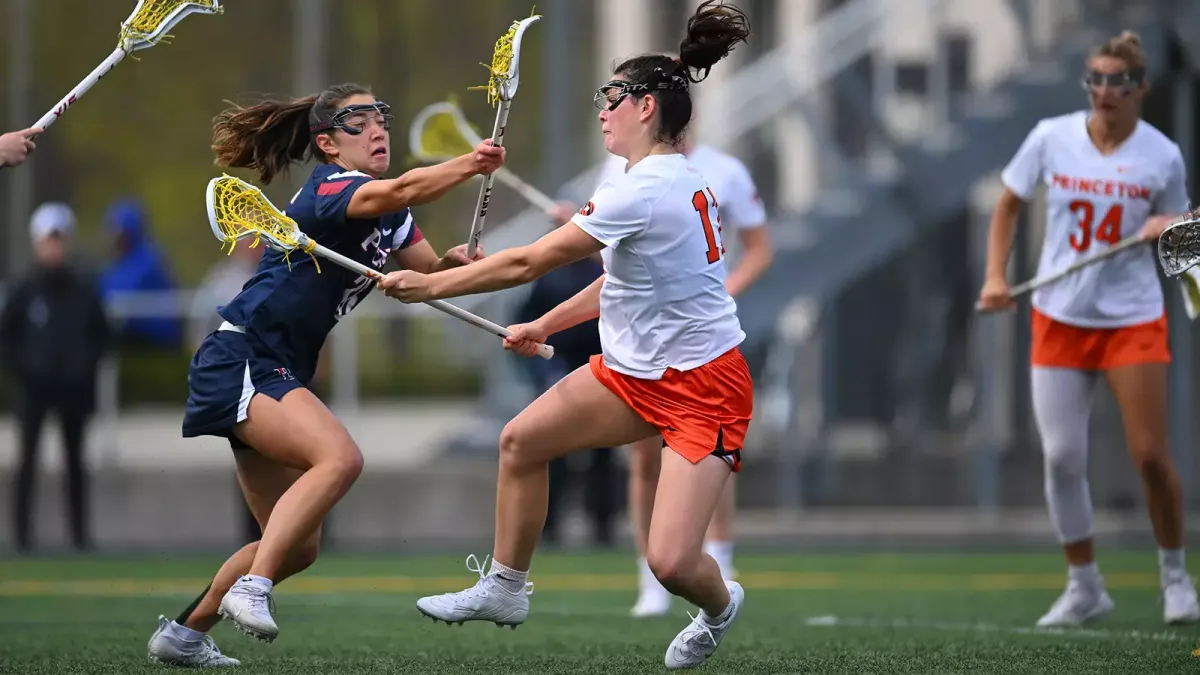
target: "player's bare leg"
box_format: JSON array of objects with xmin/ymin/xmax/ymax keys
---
[
  {"xmin": 216, "ymin": 389, "xmax": 364, "ymax": 642},
  {"xmin": 628, "ymin": 435, "xmax": 672, "ymax": 617},
  {"xmin": 1107, "ymin": 363, "xmax": 1198, "ymax": 624},
  {"xmin": 703, "ymin": 479, "xmax": 737, "ymax": 580},
  {"xmin": 416, "ymin": 365, "xmax": 656, "ymax": 626},
  {"xmin": 148, "ymin": 451, "xmax": 323, "ymax": 665},
  {"xmin": 651, "ymin": 451, "xmax": 744, "ymax": 669}
]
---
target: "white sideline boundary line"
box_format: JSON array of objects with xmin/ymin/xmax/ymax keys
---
[{"xmin": 804, "ymin": 615, "xmax": 1197, "ymax": 644}]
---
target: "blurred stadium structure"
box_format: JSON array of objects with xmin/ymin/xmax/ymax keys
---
[{"xmin": 3, "ymin": 0, "xmax": 1200, "ymax": 552}]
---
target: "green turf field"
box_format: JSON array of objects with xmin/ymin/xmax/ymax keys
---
[{"xmin": 2, "ymin": 550, "xmax": 1199, "ymax": 674}]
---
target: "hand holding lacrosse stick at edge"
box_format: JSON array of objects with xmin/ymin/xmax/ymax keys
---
[
  {"xmin": 463, "ymin": 10, "xmax": 543, "ymax": 258},
  {"xmin": 32, "ymin": 0, "xmax": 222, "ymax": 135},
  {"xmin": 205, "ymin": 175, "xmax": 554, "ymax": 359}
]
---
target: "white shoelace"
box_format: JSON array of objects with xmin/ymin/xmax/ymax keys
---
[
  {"xmin": 231, "ymin": 581, "xmax": 276, "ymax": 616},
  {"xmin": 680, "ymin": 612, "xmax": 718, "ymax": 654}
]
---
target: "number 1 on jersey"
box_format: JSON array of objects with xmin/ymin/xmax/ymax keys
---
[
  {"xmin": 692, "ymin": 188, "xmax": 724, "ymax": 264},
  {"xmin": 1069, "ymin": 199, "xmax": 1123, "ymax": 252}
]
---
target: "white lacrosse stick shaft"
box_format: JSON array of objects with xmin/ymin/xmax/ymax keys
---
[
  {"xmin": 466, "ymin": 15, "xmax": 541, "ymax": 257},
  {"xmin": 976, "ymin": 236, "xmax": 1146, "ymax": 311},
  {"xmin": 34, "ymin": 48, "xmax": 127, "ymax": 131},
  {"xmin": 467, "ymin": 101, "xmax": 513, "ymax": 258},
  {"xmin": 1008, "ymin": 236, "xmax": 1144, "ymax": 297},
  {"xmin": 33, "ymin": 1, "xmax": 221, "ymax": 132},
  {"xmin": 306, "ymin": 241, "xmax": 553, "ymax": 360}
]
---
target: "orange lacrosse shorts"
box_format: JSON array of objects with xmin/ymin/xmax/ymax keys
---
[
  {"xmin": 590, "ymin": 347, "xmax": 754, "ymax": 472},
  {"xmin": 1030, "ymin": 308, "xmax": 1171, "ymax": 370}
]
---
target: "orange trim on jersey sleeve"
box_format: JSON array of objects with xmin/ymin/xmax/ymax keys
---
[
  {"xmin": 1030, "ymin": 308, "xmax": 1170, "ymax": 370},
  {"xmin": 590, "ymin": 348, "xmax": 753, "ymax": 471}
]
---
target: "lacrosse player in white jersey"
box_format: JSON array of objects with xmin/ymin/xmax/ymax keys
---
[
  {"xmin": 978, "ymin": 30, "xmax": 1199, "ymax": 627},
  {"xmin": 548, "ymin": 77, "xmax": 775, "ymax": 621},
  {"xmin": 380, "ymin": 2, "xmax": 755, "ymax": 667}
]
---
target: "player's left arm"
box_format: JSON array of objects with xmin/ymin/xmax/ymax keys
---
[
  {"xmin": 1141, "ymin": 149, "xmax": 1191, "ymax": 241},
  {"xmin": 719, "ymin": 163, "xmax": 774, "ymax": 296}
]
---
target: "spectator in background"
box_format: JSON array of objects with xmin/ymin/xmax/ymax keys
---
[
  {"xmin": 188, "ymin": 239, "xmax": 263, "ymax": 350},
  {"xmin": 100, "ymin": 197, "xmax": 182, "ymax": 350},
  {"xmin": 512, "ymin": 251, "xmax": 617, "ymax": 548},
  {"xmin": 188, "ymin": 238, "xmax": 266, "ymax": 545},
  {"xmin": 1, "ymin": 202, "xmax": 110, "ymax": 553},
  {"xmin": 0, "ymin": 128, "xmax": 40, "ymax": 167}
]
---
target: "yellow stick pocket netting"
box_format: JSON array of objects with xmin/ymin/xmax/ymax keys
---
[
  {"xmin": 469, "ymin": 8, "xmax": 536, "ymax": 106},
  {"xmin": 207, "ymin": 175, "xmax": 320, "ymax": 271},
  {"xmin": 419, "ymin": 108, "xmax": 478, "ymax": 158},
  {"xmin": 119, "ymin": 0, "xmax": 220, "ymax": 49}
]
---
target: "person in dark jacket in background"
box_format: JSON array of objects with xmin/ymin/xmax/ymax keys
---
[
  {"xmin": 1, "ymin": 202, "xmax": 111, "ymax": 552},
  {"xmin": 512, "ymin": 252, "xmax": 618, "ymax": 547},
  {"xmin": 100, "ymin": 197, "xmax": 182, "ymax": 350}
]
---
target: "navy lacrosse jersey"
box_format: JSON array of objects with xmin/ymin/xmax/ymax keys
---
[{"xmin": 217, "ymin": 163, "xmax": 422, "ymax": 383}]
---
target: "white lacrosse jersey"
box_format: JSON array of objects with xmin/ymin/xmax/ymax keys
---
[
  {"xmin": 571, "ymin": 153, "xmax": 745, "ymax": 379},
  {"xmin": 599, "ymin": 145, "xmax": 767, "ymax": 261},
  {"xmin": 1002, "ymin": 110, "xmax": 1189, "ymax": 328}
]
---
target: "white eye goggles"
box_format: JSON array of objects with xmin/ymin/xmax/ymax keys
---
[{"xmin": 1080, "ymin": 69, "xmax": 1145, "ymax": 94}]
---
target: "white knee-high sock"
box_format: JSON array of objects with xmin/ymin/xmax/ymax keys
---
[
  {"xmin": 1031, "ymin": 367, "xmax": 1098, "ymax": 545},
  {"xmin": 703, "ymin": 540, "xmax": 735, "ymax": 581}
]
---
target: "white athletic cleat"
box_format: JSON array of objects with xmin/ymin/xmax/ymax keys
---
[
  {"xmin": 218, "ymin": 576, "xmax": 278, "ymax": 643},
  {"xmin": 1162, "ymin": 574, "xmax": 1200, "ymax": 625},
  {"xmin": 1035, "ymin": 579, "xmax": 1114, "ymax": 627},
  {"xmin": 146, "ymin": 616, "xmax": 241, "ymax": 668},
  {"xmin": 416, "ymin": 554, "xmax": 533, "ymax": 628},
  {"xmin": 664, "ymin": 580, "xmax": 743, "ymax": 670}
]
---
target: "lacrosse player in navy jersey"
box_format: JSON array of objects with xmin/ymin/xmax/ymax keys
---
[{"xmin": 146, "ymin": 83, "xmax": 504, "ymax": 667}]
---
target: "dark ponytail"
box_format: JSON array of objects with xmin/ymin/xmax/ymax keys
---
[
  {"xmin": 611, "ymin": 1, "xmax": 749, "ymax": 146},
  {"xmin": 212, "ymin": 83, "xmax": 373, "ymax": 185},
  {"xmin": 678, "ymin": 0, "xmax": 750, "ymax": 83}
]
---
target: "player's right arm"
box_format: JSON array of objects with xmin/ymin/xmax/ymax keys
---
[
  {"xmin": 978, "ymin": 121, "xmax": 1046, "ymax": 312},
  {"xmin": 345, "ymin": 140, "xmax": 505, "ymax": 219}
]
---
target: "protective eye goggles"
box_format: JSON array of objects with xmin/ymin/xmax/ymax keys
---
[
  {"xmin": 310, "ymin": 102, "xmax": 393, "ymax": 136},
  {"xmin": 1080, "ymin": 69, "xmax": 1145, "ymax": 93},
  {"xmin": 593, "ymin": 81, "xmax": 648, "ymax": 111},
  {"xmin": 592, "ymin": 72, "xmax": 689, "ymax": 111}
]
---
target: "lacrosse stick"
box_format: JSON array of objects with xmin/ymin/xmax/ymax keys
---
[
  {"xmin": 205, "ymin": 175, "xmax": 554, "ymax": 360},
  {"xmin": 976, "ymin": 235, "xmax": 1147, "ymax": 311},
  {"xmin": 33, "ymin": 0, "xmax": 222, "ymax": 132},
  {"xmin": 465, "ymin": 11, "xmax": 543, "ymax": 257},
  {"xmin": 409, "ymin": 100, "xmax": 557, "ymax": 213},
  {"xmin": 1157, "ymin": 206, "xmax": 1200, "ymax": 277}
]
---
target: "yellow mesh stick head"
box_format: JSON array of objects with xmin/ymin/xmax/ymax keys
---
[
  {"xmin": 118, "ymin": 0, "xmax": 222, "ymax": 52},
  {"xmin": 409, "ymin": 101, "xmax": 483, "ymax": 162},
  {"xmin": 205, "ymin": 174, "xmax": 320, "ymax": 272},
  {"xmin": 469, "ymin": 9, "xmax": 541, "ymax": 106}
]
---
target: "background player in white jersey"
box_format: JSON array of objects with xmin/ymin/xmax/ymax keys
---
[
  {"xmin": 379, "ymin": 2, "xmax": 753, "ymax": 667},
  {"xmin": 977, "ymin": 31, "xmax": 1199, "ymax": 627},
  {"xmin": 551, "ymin": 130, "xmax": 773, "ymax": 617}
]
